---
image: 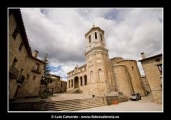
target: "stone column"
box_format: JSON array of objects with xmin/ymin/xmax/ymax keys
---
[
  {"xmin": 73, "ymin": 79, "xmax": 75, "ymax": 88},
  {"xmin": 71, "ymin": 79, "xmax": 73, "ymax": 88},
  {"xmin": 78, "ymin": 77, "xmax": 79, "ymax": 88},
  {"xmin": 79, "ymin": 77, "xmax": 81, "ymax": 87},
  {"xmin": 83, "ymin": 76, "xmax": 85, "ymax": 86},
  {"xmin": 67, "ymin": 80, "xmax": 69, "ymax": 88}
]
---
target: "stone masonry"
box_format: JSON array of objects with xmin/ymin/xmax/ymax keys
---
[
  {"xmin": 67, "ymin": 25, "xmax": 146, "ymax": 97},
  {"xmin": 139, "ymin": 53, "xmax": 162, "ymax": 104},
  {"xmin": 9, "ymin": 9, "xmax": 45, "ymax": 100}
]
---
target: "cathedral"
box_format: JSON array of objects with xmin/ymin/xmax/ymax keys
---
[{"xmin": 67, "ymin": 25, "xmax": 145, "ymax": 97}]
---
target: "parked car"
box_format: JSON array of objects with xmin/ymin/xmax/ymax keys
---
[{"xmin": 129, "ymin": 93, "xmax": 141, "ymax": 101}]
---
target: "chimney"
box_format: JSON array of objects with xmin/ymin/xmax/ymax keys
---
[
  {"xmin": 32, "ymin": 50, "xmax": 38, "ymax": 58},
  {"xmin": 141, "ymin": 52, "xmax": 146, "ymax": 59}
]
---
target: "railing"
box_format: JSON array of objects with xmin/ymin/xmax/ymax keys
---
[
  {"xmin": 9, "ymin": 66, "xmax": 19, "ymax": 79},
  {"xmin": 31, "ymin": 67, "xmax": 41, "ymax": 74}
]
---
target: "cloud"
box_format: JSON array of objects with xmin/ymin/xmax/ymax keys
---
[{"xmin": 20, "ymin": 8, "xmax": 163, "ymax": 80}]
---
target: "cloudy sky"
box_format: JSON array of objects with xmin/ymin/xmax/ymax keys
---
[{"xmin": 20, "ymin": 8, "xmax": 163, "ymax": 81}]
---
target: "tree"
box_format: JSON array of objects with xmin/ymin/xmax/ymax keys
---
[{"xmin": 41, "ymin": 53, "xmax": 52, "ymax": 90}]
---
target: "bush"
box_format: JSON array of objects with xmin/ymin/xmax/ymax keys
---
[{"xmin": 39, "ymin": 91, "xmax": 50, "ymax": 99}]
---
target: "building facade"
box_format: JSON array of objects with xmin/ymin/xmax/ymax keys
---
[
  {"xmin": 139, "ymin": 53, "xmax": 162, "ymax": 104},
  {"xmin": 9, "ymin": 9, "xmax": 45, "ymax": 100},
  {"xmin": 67, "ymin": 26, "xmax": 145, "ymax": 97},
  {"xmin": 44, "ymin": 75, "xmax": 67, "ymax": 94},
  {"xmin": 141, "ymin": 75, "xmax": 151, "ymax": 95}
]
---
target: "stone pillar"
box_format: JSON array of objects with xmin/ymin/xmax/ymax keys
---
[
  {"xmin": 67, "ymin": 81, "xmax": 68, "ymax": 88},
  {"xmin": 83, "ymin": 77, "xmax": 85, "ymax": 86},
  {"xmin": 79, "ymin": 77, "xmax": 81, "ymax": 87},
  {"xmin": 78, "ymin": 77, "xmax": 79, "ymax": 87},
  {"xmin": 71, "ymin": 79, "xmax": 73, "ymax": 88},
  {"xmin": 68, "ymin": 80, "xmax": 70, "ymax": 88},
  {"xmin": 73, "ymin": 79, "xmax": 75, "ymax": 88}
]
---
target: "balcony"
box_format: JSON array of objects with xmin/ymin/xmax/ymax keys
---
[
  {"xmin": 9, "ymin": 66, "xmax": 19, "ymax": 79},
  {"xmin": 31, "ymin": 67, "xmax": 41, "ymax": 74},
  {"xmin": 17, "ymin": 75, "xmax": 25, "ymax": 84}
]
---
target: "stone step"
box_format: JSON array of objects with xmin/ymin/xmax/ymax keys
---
[
  {"xmin": 46, "ymin": 98, "xmax": 105, "ymax": 111},
  {"xmin": 46, "ymin": 102, "xmax": 105, "ymax": 111},
  {"xmin": 47, "ymin": 104, "xmax": 105, "ymax": 111},
  {"xmin": 66, "ymin": 88, "xmax": 82, "ymax": 94},
  {"xmin": 9, "ymin": 102, "xmax": 44, "ymax": 111},
  {"xmin": 50, "ymin": 98, "xmax": 100, "ymax": 102},
  {"xmin": 47, "ymin": 100, "xmax": 104, "ymax": 108}
]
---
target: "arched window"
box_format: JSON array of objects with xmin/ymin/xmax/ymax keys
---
[
  {"xmin": 11, "ymin": 58, "xmax": 18, "ymax": 67},
  {"xmin": 100, "ymin": 33, "xmax": 103, "ymax": 41},
  {"xmin": 80, "ymin": 76, "xmax": 82, "ymax": 86},
  {"xmin": 68, "ymin": 80, "xmax": 70, "ymax": 88},
  {"xmin": 89, "ymin": 35, "xmax": 91, "ymax": 43},
  {"xmin": 95, "ymin": 32, "xmax": 97, "ymax": 39},
  {"xmin": 84, "ymin": 75, "xmax": 87, "ymax": 85},
  {"xmin": 98, "ymin": 69, "xmax": 103, "ymax": 82}
]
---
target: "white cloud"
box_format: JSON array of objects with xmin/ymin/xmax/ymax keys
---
[{"xmin": 20, "ymin": 8, "xmax": 163, "ymax": 78}]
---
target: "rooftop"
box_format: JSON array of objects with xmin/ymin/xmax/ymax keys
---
[{"xmin": 138, "ymin": 53, "xmax": 162, "ymax": 62}]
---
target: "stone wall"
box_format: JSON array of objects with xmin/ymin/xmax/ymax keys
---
[
  {"xmin": 61, "ymin": 81, "xmax": 67, "ymax": 93},
  {"xmin": 116, "ymin": 60, "xmax": 145, "ymax": 97},
  {"xmin": 67, "ymin": 26, "xmax": 146, "ymax": 98},
  {"xmin": 67, "ymin": 68, "xmax": 88, "ymax": 92},
  {"xmin": 105, "ymin": 95, "xmax": 129, "ymax": 105},
  {"xmin": 9, "ymin": 14, "xmax": 28, "ymax": 99},
  {"xmin": 140, "ymin": 55, "xmax": 162, "ymax": 104},
  {"xmin": 141, "ymin": 76, "xmax": 151, "ymax": 95},
  {"xmin": 113, "ymin": 65, "xmax": 132, "ymax": 97},
  {"xmin": 9, "ymin": 11, "xmax": 45, "ymax": 99},
  {"xmin": 47, "ymin": 79, "xmax": 67, "ymax": 94},
  {"xmin": 17, "ymin": 57, "xmax": 44, "ymax": 98}
]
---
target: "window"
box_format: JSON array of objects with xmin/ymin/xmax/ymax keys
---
[
  {"xmin": 156, "ymin": 58, "xmax": 160, "ymax": 62},
  {"xmin": 12, "ymin": 26, "xmax": 19, "ymax": 40},
  {"xmin": 80, "ymin": 76, "xmax": 82, "ymax": 86},
  {"xmin": 132, "ymin": 66, "xmax": 134, "ymax": 70},
  {"xmin": 19, "ymin": 42, "xmax": 24, "ymax": 51},
  {"xmin": 95, "ymin": 32, "xmax": 97, "ymax": 39},
  {"xmin": 98, "ymin": 69, "xmax": 103, "ymax": 82},
  {"xmin": 11, "ymin": 58, "xmax": 17, "ymax": 67},
  {"xmin": 61, "ymin": 83, "xmax": 63, "ymax": 87},
  {"xmin": 27, "ymin": 74, "xmax": 29, "ymax": 79},
  {"xmin": 100, "ymin": 33, "xmax": 103, "ymax": 41},
  {"xmin": 157, "ymin": 64, "xmax": 162, "ymax": 74},
  {"xmin": 33, "ymin": 76, "xmax": 36, "ymax": 80},
  {"xmin": 84, "ymin": 75, "xmax": 87, "ymax": 85},
  {"xmin": 90, "ymin": 71, "xmax": 93, "ymax": 82},
  {"xmin": 89, "ymin": 35, "xmax": 91, "ymax": 43},
  {"xmin": 69, "ymin": 80, "xmax": 70, "ymax": 88},
  {"xmin": 35, "ymin": 63, "xmax": 39, "ymax": 71}
]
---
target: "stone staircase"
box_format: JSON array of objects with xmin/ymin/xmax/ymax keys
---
[
  {"xmin": 9, "ymin": 101, "xmax": 46, "ymax": 111},
  {"xmin": 46, "ymin": 97, "xmax": 105, "ymax": 111},
  {"xmin": 66, "ymin": 88, "xmax": 82, "ymax": 94}
]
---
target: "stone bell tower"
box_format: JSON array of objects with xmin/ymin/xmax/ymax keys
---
[{"xmin": 85, "ymin": 24, "xmax": 114, "ymax": 95}]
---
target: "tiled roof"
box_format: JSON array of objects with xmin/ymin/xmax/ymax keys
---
[
  {"xmin": 138, "ymin": 54, "xmax": 162, "ymax": 62},
  {"xmin": 10, "ymin": 9, "xmax": 45, "ymax": 64}
]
